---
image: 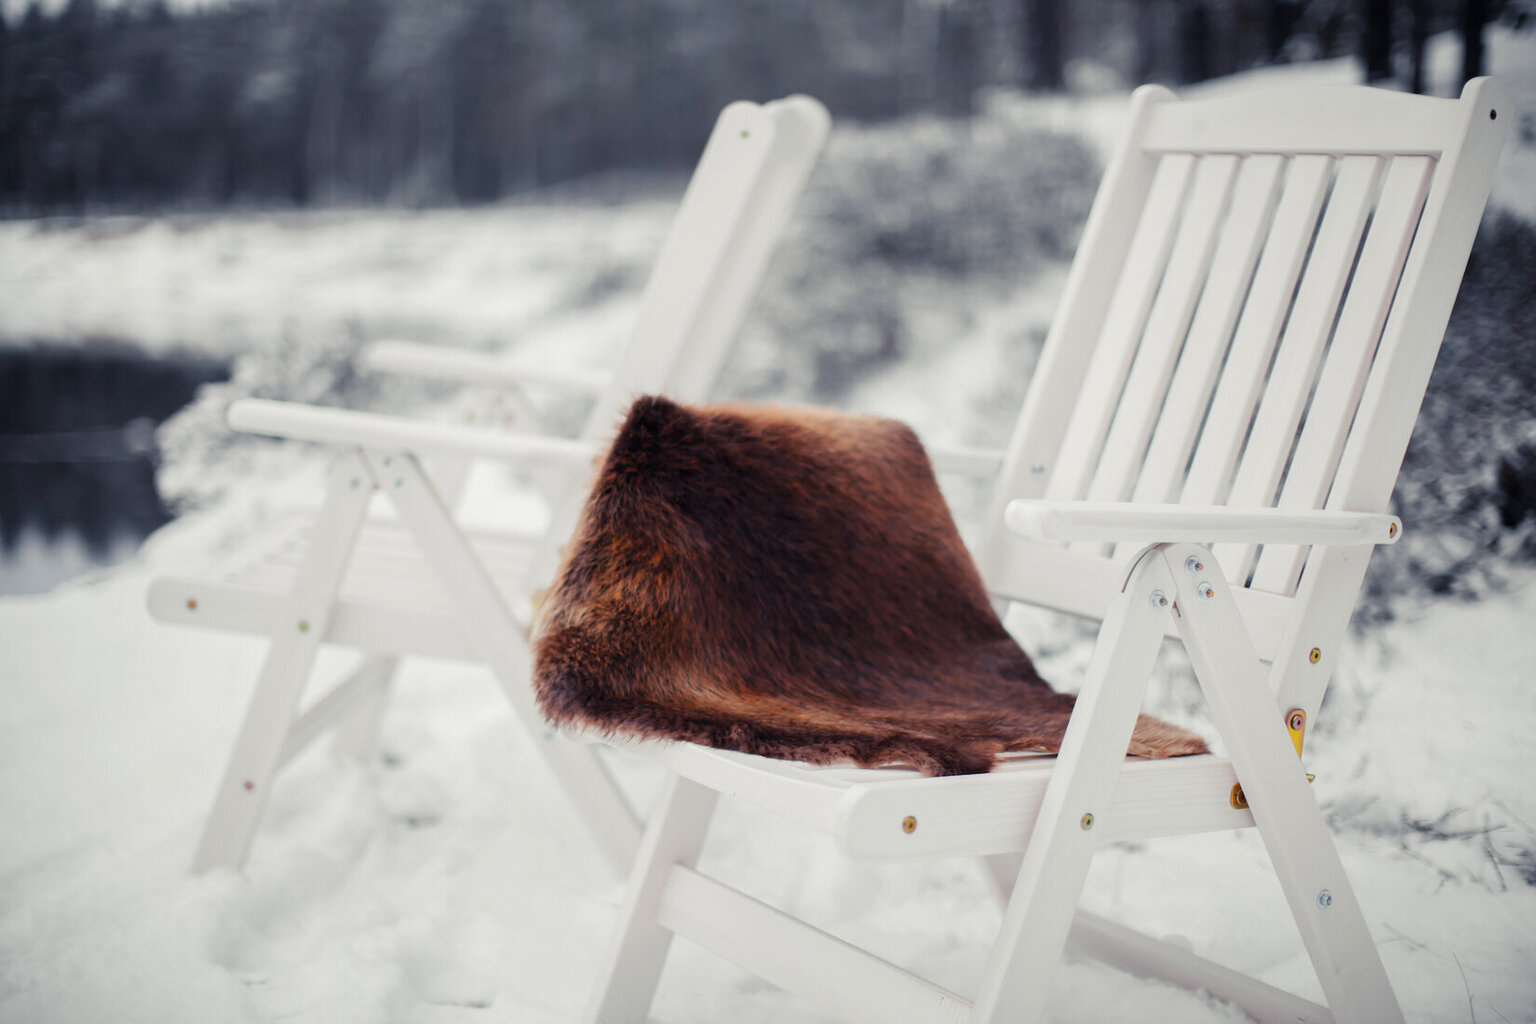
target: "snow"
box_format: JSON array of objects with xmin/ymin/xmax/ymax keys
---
[{"xmin": 4, "ymin": 30, "xmax": 1536, "ymax": 1024}]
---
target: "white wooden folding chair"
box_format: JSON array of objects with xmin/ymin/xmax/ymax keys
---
[
  {"xmin": 578, "ymin": 79, "xmax": 1508, "ymax": 1024},
  {"xmin": 147, "ymin": 95, "xmax": 832, "ymax": 875}
]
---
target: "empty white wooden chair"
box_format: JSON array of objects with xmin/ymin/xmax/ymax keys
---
[
  {"xmin": 576, "ymin": 79, "xmax": 1508, "ymax": 1024},
  {"xmin": 147, "ymin": 96, "xmax": 832, "ymax": 875}
]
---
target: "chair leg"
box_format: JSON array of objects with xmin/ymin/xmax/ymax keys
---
[
  {"xmin": 1165, "ymin": 543, "xmax": 1402, "ymax": 1024},
  {"xmin": 970, "ymin": 548, "xmax": 1175, "ymax": 1024},
  {"xmin": 371, "ymin": 450, "xmax": 644, "ymax": 875},
  {"xmin": 584, "ymin": 772, "xmax": 720, "ymax": 1024},
  {"xmin": 191, "ymin": 454, "xmax": 378, "ymax": 873},
  {"xmin": 329, "ymin": 654, "xmax": 398, "ymax": 763}
]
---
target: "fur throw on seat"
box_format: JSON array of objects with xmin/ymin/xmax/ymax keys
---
[{"xmin": 531, "ymin": 396, "xmax": 1207, "ymax": 776}]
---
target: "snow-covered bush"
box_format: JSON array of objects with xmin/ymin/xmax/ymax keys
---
[
  {"xmin": 1362, "ymin": 212, "xmax": 1536, "ymax": 622},
  {"xmin": 724, "ymin": 114, "xmax": 1099, "ymax": 399}
]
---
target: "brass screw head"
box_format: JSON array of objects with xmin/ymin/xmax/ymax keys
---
[
  {"xmin": 1288, "ymin": 710, "xmax": 1306, "ymax": 731},
  {"xmin": 298, "ymin": 619, "xmax": 310, "ymax": 633},
  {"xmin": 1308, "ymin": 647, "xmax": 1322, "ymax": 664},
  {"xmin": 1080, "ymin": 812, "xmax": 1095, "ymax": 830},
  {"xmin": 1388, "ymin": 522, "xmax": 1398, "ymax": 539},
  {"xmin": 901, "ymin": 815, "xmax": 917, "ymax": 834},
  {"xmin": 186, "ymin": 598, "xmax": 198, "ymax": 611}
]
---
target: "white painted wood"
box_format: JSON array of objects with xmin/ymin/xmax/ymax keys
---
[
  {"xmin": 1251, "ymin": 155, "xmax": 1434, "ymax": 595},
  {"xmin": 836, "ymin": 754, "xmax": 1252, "ymax": 861},
  {"xmin": 1214, "ymin": 156, "xmax": 1382, "ymax": 583},
  {"xmin": 191, "ymin": 454, "xmax": 378, "ymax": 873},
  {"xmin": 227, "ymin": 398, "xmax": 602, "ymax": 469},
  {"xmin": 361, "ymin": 341, "xmax": 611, "ymax": 395},
  {"xmin": 1132, "ymin": 154, "xmax": 1285, "ymax": 508},
  {"xmin": 970, "ymin": 550, "xmax": 1176, "ymax": 1024},
  {"xmin": 1141, "ymin": 82, "xmax": 1467, "ymax": 156},
  {"xmin": 658, "ymin": 865, "xmax": 970, "ymax": 1024},
  {"xmin": 1165, "ymin": 544, "xmax": 1402, "ymax": 1023},
  {"xmin": 1068, "ymin": 911, "xmax": 1335, "ymax": 1024},
  {"xmin": 927, "ymin": 443, "xmax": 1005, "ymax": 477},
  {"xmin": 981, "ymin": 536, "xmax": 1293, "ymax": 662},
  {"xmin": 584, "ymin": 774, "xmax": 718, "ymax": 1024},
  {"xmin": 1180, "ymin": 154, "xmax": 1332, "ymax": 508},
  {"xmin": 1006, "ymin": 501, "xmax": 1399, "ymax": 547},
  {"xmin": 276, "ymin": 654, "xmax": 394, "ymax": 767},
  {"xmin": 1086, "ymin": 153, "xmax": 1239, "ymax": 512},
  {"xmin": 1045, "ymin": 152, "xmax": 1195, "ymax": 504},
  {"xmin": 328, "ymin": 654, "xmax": 398, "ymax": 762},
  {"xmin": 663, "ymin": 95, "xmax": 833, "ymax": 402},
  {"xmin": 373, "ymin": 451, "xmax": 642, "ymax": 876}
]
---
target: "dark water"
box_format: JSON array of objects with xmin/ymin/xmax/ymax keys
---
[{"xmin": 0, "ymin": 345, "xmax": 229, "ymax": 595}]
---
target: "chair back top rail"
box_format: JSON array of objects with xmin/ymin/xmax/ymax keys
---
[{"xmin": 979, "ymin": 79, "xmax": 1508, "ymax": 680}]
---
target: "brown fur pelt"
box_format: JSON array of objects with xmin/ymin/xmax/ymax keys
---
[{"xmin": 531, "ymin": 396, "xmax": 1207, "ymax": 776}]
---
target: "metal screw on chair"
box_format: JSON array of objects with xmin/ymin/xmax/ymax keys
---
[
  {"xmin": 1184, "ymin": 556, "xmax": 1204, "ymax": 575},
  {"xmin": 1030, "ymin": 463, "xmax": 1046, "ymax": 474},
  {"xmin": 186, "ymin": 598, "xmax": 198, "ymax": 611},
  {"xmin": 243, "ymin": 780, "xmax": 255, "ymax": 792},
  {"xmin": 1317, "ymin": 889, "xmax": 1333, "ymax": 908},
  {"xmin": 350, "ymin": 478, "xmax": 360, "ymax": 489},
  {"xmin": 297, "ymin": 619, "xmax": 310, "ymax": 633},
  {"xmin": 1196, "ymin": 582, "xmax": 1215, "ymax": 601},
  {"xmin": 1150, "ymin": 590, "xmax": 1170, "ymax": 610},
  {"xmin": 1309, "ymin": 647, "xmax": 1322, "ymax": 664},
  {"xmin": 901, "ymin": 815, "xmax": 917, "ymax": 834},
  {"xmin": 1080, "ymin": 812, "xmax": 1095, "ymax": 830},
  {"xmin": 1288, "ymin": 710, "xmax": 1306, "ymax": 732}
]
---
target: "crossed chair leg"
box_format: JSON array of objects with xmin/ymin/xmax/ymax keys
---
[
  {"xmin": 583, "ymin": 543, "xmax": 1402, "ymax": 1024},
  {"xmin": 192, "ymin": 450, "xmax": 642, "ymax": 876}
]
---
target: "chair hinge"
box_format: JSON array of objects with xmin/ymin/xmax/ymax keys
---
[{"xmin": 1230, "ymin": 708, "xmax": 1312, "ymax": 810}]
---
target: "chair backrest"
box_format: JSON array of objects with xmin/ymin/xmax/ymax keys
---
[
  {"xmin": 977, "ymin": 79, "xmax": 1508, "ymax": 713},
  {"xmin": 584, "ymin": 95, "xmax": 831, "ymax": 439}
]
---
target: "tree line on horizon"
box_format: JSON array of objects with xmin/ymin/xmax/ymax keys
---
[{"xmin": 0, "ymin": 0, "xmax": 1512, "ymax": 213}]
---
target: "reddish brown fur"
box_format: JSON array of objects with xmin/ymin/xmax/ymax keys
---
[{"xmin": 532, "ymin": 396, "xmax": 1207, "ymax": 776}]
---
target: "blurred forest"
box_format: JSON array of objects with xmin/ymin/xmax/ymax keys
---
[{"xmin": 0, "ymin": 0, "xmax": 1516, "ymax": 212}]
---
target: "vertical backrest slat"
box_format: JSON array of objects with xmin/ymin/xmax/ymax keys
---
[
  {"xmin": 1212, "ymin": 155, "xmax": 1382, "ymax": 582},
  {"xmin": 1044, "ymin": 153, "xmax": 1196, "ymax": 502},
  {"xmin": 1087, "ymin": 153, "xmax": 1240, "ymax": 512},
  {"xmin": 1129, "ymin": 153, "xmax": 1286, "ymax": 508},
  {"xmin": 1249, "ymin": 155, "xmax": 1434, "ymax": 594},
  {"xmin": 1179, "ymin": 155, "xmax": 1333, "ymax": 508}
]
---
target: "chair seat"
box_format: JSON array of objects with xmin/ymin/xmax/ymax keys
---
[
  {"xmin": 148, "ymin": 508, "xmax": 542, "ymax": 661},
  {"xmin": 622, "ymin": 740, "xmax": 1254, "ymax": 861}
]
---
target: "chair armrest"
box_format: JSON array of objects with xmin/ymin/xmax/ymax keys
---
[
  {"xmin": 227, "ymin": 398, "xmax": 601, "ymax": 469},
  {"xmin": 361, "ymin": 340, "xmax": 610, "ymax": 396},
  {"xmin": 926, "ymin": 443, "xmax": 1004, "ymax": 477},
  {"xmin": 1004, "ymin": 500, "xmax": 1401, "ymax": 546}
]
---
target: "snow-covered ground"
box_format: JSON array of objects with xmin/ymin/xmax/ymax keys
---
[{"xmin": 3, "ymin": 29, "xmax": 1535, "ymax": 1024}]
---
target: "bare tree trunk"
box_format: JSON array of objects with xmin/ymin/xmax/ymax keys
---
[
  {"xmin": 1408, "ymin": 0, "xmax": 1428, "ymax": 93},
  {"xmin": 1461, "ymin": 0, "xmax": 1488, "ymax": 84},
  {"xmin": 1020, "ymin": 0, "xmax": 1064, "ymax": 91},
  {"xmin": 1362, "ymin": 0, "xmax": 1392, "ymax": 82}
]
